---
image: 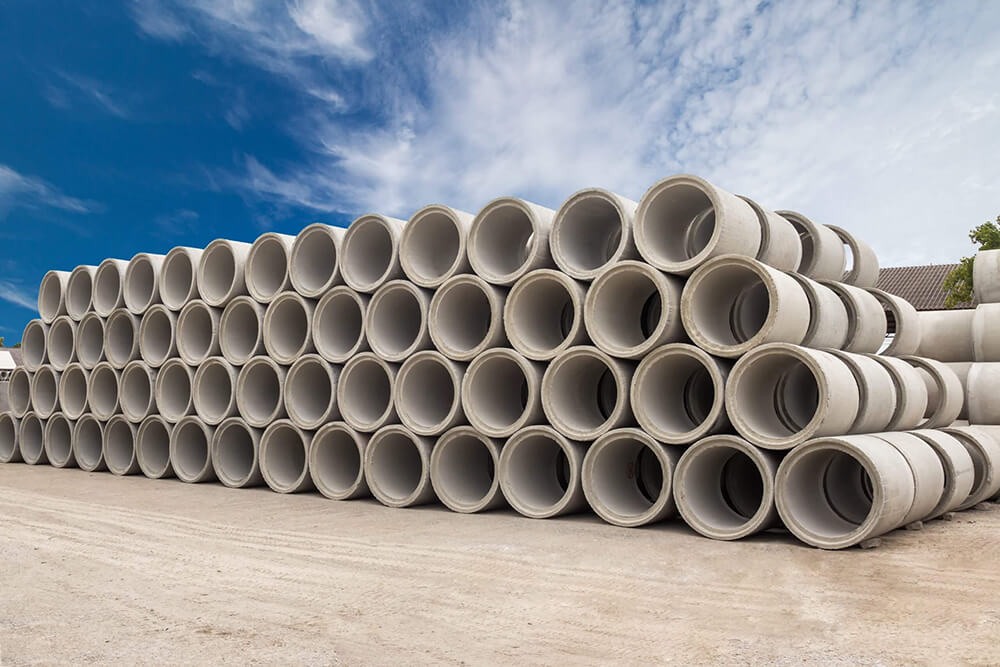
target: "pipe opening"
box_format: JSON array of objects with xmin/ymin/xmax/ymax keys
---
[
  {"xmin": 48, "ymin": 318, "xmax": 75, "ymax": 368},
  {"xmin": 267, "ymin": 297, "xmax": 309, "ymax": 360},
  {"xmin": 783, "ymin": 448, "xmax": 874, "ymax": 538},
  {"xmin": 405, "ymin": 211, "xmax": 461, "ymax": 283},
  {"xmin": 121, "ymin": 366, "xmax": 153, "ymax": 419},
  {"xmin": 200, "ymin": 244, "xmax": 237, "ymax": 303},
  {"xmin": 20, "ymin": 416, "xmax": 44, "ymax": 462},
  {"xmin": 287, "ymin": 359, "xmax": 333, "ymax": 426},
  {"xmin": 126, "ymin": 257, "xmax": 156, "ymax": 311},
  {"xmin": 45, "ymin": 416, "xmax": 73, "ymax": 466},
  {"xmin": 141, "ymin": 308, "xmax": 173, "ymax": 364},
  {"xmin": 90, "ymin": 365, "xmax": 118, "ymax": 417},
  {"xmin": 435, "ymin": 281, "xmax": 493, "ymax": 354},
  {"xmin": 504, "ymin": 433, "xmax": 571, "ymax": 510},
  {"xmin": 369, "ymin": 287, "xmax": 423, "ymax": 357},
  {"xmin": 591, "ymin": 268, "xmax": 664, "ymax": 349},
  {"xmin": 475, "ymin": 204, "xmax": 535, "ymax": 277},
  {"xmin": 222, "ymin": 300, "xmax": 260, "ymax": 362},
  {"xmin": 292, "ymin": 227, "xmax": 338, "ymax": 293},
  {"xmin": 77, "ymin": 316, "xmax": 104, "ymax": 366},
  {"xmin": 507, "ymin": 275, "xmax": 577, "ymax": 353},
  {"xmin": 557, "ymin": 196, "xmax": 624, "ymax": 272},
  {"xmin": 195, "ymin": 362, "xmax": 234, "ymax": 422},
  {"xmin": 0, "ymin": 415, "xmax": 15, "ymax": 460},
  {"xmin": 239, "ymin": 361, "xmax": 282, "ymax": 424},
  {"xmin": 637, "ymin": 354, "xmax": 716, "ymax": 437},
  {"xmin": 39, "ymin": 273, "xmax": 63, "ymax": 322},
  {"xmin": 33, "ymin": 368, "xmax": 59, "ymax": 416},
  {"xmin": 345, "ymin": 218, "xmax": 394, "ymax": 287},
  {"xmin": 217, "ymin": 421, "xmax": 255, "ymax": 484},
  {"xmin": 105, "ymin": 419, "xmax": 135, "ymax": 472},
  {"xmin": 162, "ymin": 251, "xmax": 194, "ymax": 308},
  {"xmin": 312, "ymin": 427, "xmax": 362, "ymax": 495},
  {"xmin": 10, "ymin": 369, "xmax": 31, "ymax": 416},
  {"xmin": 436, "ymin": 433, "xmax": 495, "ymax": 506},
  {"xmin": 467, "ymin": 355, "xmax": 530, "ymax": 432},
  {"xmin": 94, "ymin": 263, "xmax": 123, "ymax": 314},
  {"xmin": 340, "ymin": 358, "xmax": 391, "ymax": 426},
  {"xmin": 178, "ymin": 304, "xmax": 214, "ymax": 362},
  {"xmin": 263, "ymin": 423, "xmax": 307, "ymax": 489},
  {"xmin": 642, "ymin": 183, "xmax": 715, "ymax": 263},
  {"xmin": 139, "ymin": 419, "xmax": 171, "ymax": 476},
  {"xmin": 369, "ymin": 430, "xmax": 424, "ymax": 501},
  {"xmin": 951, "ymin": 433, "xmax": 988, "ymax": 502},
  {"xmin": 74, "ymin": 417, "xmax": 103, "ymax": 469},
  {"xmin": 23, "ymin": 321, "xmax": 47, "ymax": 369},
  {"xmin": 67, "ymin": 270, "xmax": 92, "ymax": 318},
  {"xmin": 787, "ymin": 219, "xmax": 816, "ymax": 273},
  {"xmin": 173, "ymin": 420, "xmax": 209, "ymax": 479},
  {"xmin": 397, "ymin": 357, "xmax": 456, "ymax": 430},
  {"xmin": 590, "ymin": 437, "xmax": 664, "ymax": 515},
  {"xmin": 690, "ymin": 264, "xmax": 770, "ymax": 347},
  {"xmin": 61, "ymin": 366, "xmax": 89, "ymax": 417},
  {"xmin": 247, "ymin": 236, "xmax": 287, "ymax": 300},
  {"xmin": 680, "ymin": 448, "xmax": 765, "ymax": 530},
  {"xmin": 735, "ymin": 354, "xmax": 819, "ymax": 440},
  {"xmin": 315, "ymin": 291, "xmax": 363, "ymax": 359},
  {"xmin": 158, "ymin": 362, "xmax": 191, "ymax": 420},
  {"xmin": 547, "ymin": 354, "xmax": 619, "ymax": 434},
  {"xmin": 106, "ymin": 313, "xmax": 136, "ymax": 365}
]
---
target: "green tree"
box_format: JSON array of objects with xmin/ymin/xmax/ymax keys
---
[{"xmin": 943, "ymin": 216, "xmax": 1000, "ymax": 308}]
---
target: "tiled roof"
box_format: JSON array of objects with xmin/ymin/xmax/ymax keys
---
[
  {"xmin": 0, "ymin": 347, "xmax": 21, "ymax": 366},
  {"xmin": 876, "ymin": 263, "xmax": 971, "ymax": 311}
]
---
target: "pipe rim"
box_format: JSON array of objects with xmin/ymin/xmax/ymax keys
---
[
  {"xmin": 429, "ymin": 274, "xmax": 504, "ymax": 361},
  {"xmin": 942, "ymin": 427, "xmax": 999, "ymax": 509},
  {"xmin": 284, "ymin": 354, "xmax": 338, "ymax": 430},
  {"xmin": 136, "ymin": 414, "xmax": 174, "ymax": 479},
  {"xmin": 908, "ymin": 429, "xmax": 974, "ymax": 518},
  {"xmin": 123, "ymin": 253, "xmax": 161, "ymax": 314},
  {"xmin": 289, "ymin": 223, "xmax": 343, "ymax": 297},
  {"xmin": 120, "ymin": 360, "xmax": 156, "ymax": 423},
  {"xmin": 58, "ymin": 362, "xmax": 89, "ymax": 420},
  {"xmin": 66, "ymin": 265, "xmax": 96, "ymax": 320},
  {"xmin": 868, "ymin": 288, "xmax": 920, "ymax": 356},
  {"xmin": 72, "ymin": 414, "xmax": 105, "ymax": 471},
  {"xmin": 462, "ymin": 348, "xmax": 538, "ymax": 438},
  {"xmin": 364, "ymin": 425, "xmax": 432, "ymax": 507},
  {"xmin": 499, "ymin": 425, "xmax": 581, "ymax": 519},
  {"xmin": 235, "ymin": 356, "xmax": 286, "ymax": 428},
  {"xmin": 211, "ymin": 417, "xmax": 259, "ymax": 488},
  {"xmin": 901, "ymin": 356, "xmax": 962, "ymax": 429},
  {"xmin": 30, "ymin": 365, "xmax": 60, "ymax": 419},
  {"xmin": 259, "ymin": 419, "xmax": 311, "ymax": 493},
  {"xmin": 341, "ymin": 214, "xmax": 401, "ymax": 293},
  {"xmin": 313, "ymin": 286, "xmax": 368, "ymax": 363},
  {"xmin": 197, "ymin": 239, "xmax": 243, "ymax": 306},
  {"xmin": 219, "ymin": 296, "xmax": 263, "ymax": 365},
  {"xmin": 93, "ymin": 259, "xmax": 126, "ymax": 317},
  {"xmin": 430, "ymin": 426, "xmax": 503, "ymax": 513},
  {"xmin": 309, "ymin": 421, "xmax": 368, "ymax": 500},
  {"xmin": 22, "ymin": 319, "xmax": 48, "ymax": 371},
  {"xmin": 775, "ymin": 210, "xmax": 845, "ymax": 280},
  {"xmin": 138, "ymin": 304, "xmax": 176, "ymax": 367},
  {"xmin": 75, "ymin": 312, "xmax": 105, "ymax": 368},
  {"xmin": 262, "ymin": 291, "xmax": 314, "ymax": 364},
  {"xmin": 169, "ymin": 416, "xmax": 215, "ymax": 483},
  {"xmin": 46, "ymin": 315, "xmax": 76, "ymax": 371},
  {"xmin": 245, "ymin": 232, "xmax": 292, "ymax": 303},
  {"xmin": 504, "ymin": 269, "xmax": 585, "ymax": 361},
  {"xmin": 0, "ymin": 412, "xmax": 19, "ymax": 463},
  {"xmin": 541, "ymin": 346, "xmax": 629, "ymax": 440},
  {"xmin": 337, "ymin": 353, "xmax": 396, "ymax": 433},
  {"xmin": 104, "ymin": 309, "xmax": 139, "ymax": 369},
  {"xmin": 161, "ymin": 246, "xmax": 200, "ymax": 311},
  {"xmin": 176, "ymin": 299, "xmax": 219, "ymax": 366},
  {"xmin": 192, "ymin": 357, "xmax": 237, "ymax": 425},
  {"xmin": 550, "ymin": 187, "xmax": 632, "ymax": 280},
  {"xmin": 38, "ymin": 270, "xmax": 67, "ymax": 324},
  {"xmin": 18, "ymin": 412, "xmax": 46, "ymax": 464},
  {"xmin": 43, "ymin": 412, "xmax": 76, "ymax": 468},
  {"xmin": 400, "ymin": 204, "xmax": 468, "ymax": 288},
  {"xmin": 866, "ymin": 355, "xmax": 928, "ymax": 431},
  {"xmin": 468, "ymin": 197, "xmax": 548, "ymax": 285},
  {"xmin": 9, "ymin": 367, "xmax": 32, "ymax": 418},
  {"xmin": 104, "ymin": 414, "xmax": 138, "ymax": 475},
  {"xmin": 154, "ymin": 358, "xmax": 193, "ymax": 423},
  {"xmin": 394, "ymin": 351, "xmax": 464, "ymax": 436},
  {"xmin": 365, "ymin": 280, "xmax": 429, "ymax": 362}
]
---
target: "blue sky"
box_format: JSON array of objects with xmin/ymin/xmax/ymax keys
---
[{"xmin": 2, "ymin": 0, "xmax": 999, "ymax": 341}]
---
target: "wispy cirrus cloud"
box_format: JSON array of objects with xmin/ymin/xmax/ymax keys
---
[
  {"xmin": 0, "ymin": 280, "xmax": 38, "ymax": 312},
  {"xmin": 0, "ymin": 164, "xmax": 99, "ymax": 218},
  {"xmin": 43, "ymin": 70, "xmax": 134, "ymax": 119}
]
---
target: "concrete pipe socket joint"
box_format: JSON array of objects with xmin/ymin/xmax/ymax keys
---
[
  {"xmin": 827, "ymin": 225, "xmax": 880, "ymax": 288},
  {"xmin": 581, "ymin": 428, "xmax": 680, "ymax": 528},
  {"xmin": 73, "ymin": 414, "xmax": 106, "ymax": 472},
  {"xmin": 817, "ymin": 280, "xmax": 887, "ymax": 354},
  {"xmin": 825, "ymin": 350, "xmax": 896, "ymax": 435},
  {"xmin": 8, "ymin": 367, "xmax": 33, "ymax": 418},
  {"xmin": 18, "ymin": 413, "xmax": 47, "ymax": 465},
  {"xmin": 235, "ymin": 356, "xmax": 287, "ymax": 428},
  {"xmin": 942, "ymin": 426, "xmax": 1000, "ymax": 510},
  {"xmin": 429, "ymin": 274, "xmax": 508, "ymax": 361},
  {"xmin": 908, "ymin": 429, "xmax": 975, "ymax": 519},
  {"xmin": 503, "ymin": 269, "xmax": 588, "ymax": 361},
  {"xmin": 197, "ymin": 239, "xmax": 253, "ymax": 307},
  {"xmin": 915, "ymin": 310, "xmax": 975, "ymax": 362},
  {"xmin": 680, "ymin": 254, "xmax": 810, "ymax": 359},
  {"xmin": 192, "ymin": 357, "xmax": 238, "ymax": 426},
  {"xmin": 462, "ymin": 348, "xmax": 544, "ymax": 438},
  {"xmin": 313, "ymin": 286, "xmax": 369, "ymax": 364},
  {"xmin": 284, "ymin": 354, "xmax": 340, "ymax": 431},
  {"xmin": 737, "ymin": 196, "xmax": 802, "ymax": 272},
  {"xmin": 870, "ymin": 432, "xmax": 946, "ymax": 526},
  {"xmin": 259, "ymin": 419, "xmax": 314, "ymax": 493},
  {"xmin": 309, "ymin": 422, "xmax": 370, "ymax": 500},
  {"xmin": 46, "ymin": 316, "xmax": 77, "ymax": 371},
  {"xmin": 584, "ymin": 261, "xmax": 686, "ymax": 360},
  {"xmin": 93, "ymin": 258, "xmax": 129, "ymax": 317},
  {"xmin": 400, "ymin": 204, "xmax": 475, "ymax": 288},
  {"xmin": 176, "ymin": 299, "xmax": 222, "ymax": 366},
  {"xmin": 289, "ymin": 223, "xmax": 345, "ymax": 297},
  {"xmin": 631, "ymin": 343, "xmax": 731, "ymax": 445},
  {"xmin": 160, "ymin": 246, "xmax": 203, "ymax": 311},
  {"xmin": 104, "ymin": 309, "xmax": 141, "ymax": 369},
  {"xmin": 38, "ymin": 269, "xmax": 71, "ymax": 324},
  {"xmin": 263, "ymin": 291, "xmax": 316, "ymax": 365},
  {"xmin": 0, "ymin": 412, "xmax": 20, "ymax": 463},
  {"xmin": 775, "ymin": 434, "xmax": 916, "ymax": 549},
  {"xmin": 541, "ymin": 346, "xmax": 635, "ymax": 441},
  {"xmin": 468, "ymin": 197, "xmax": 556, "ymax": 286},
  {"xmin": 136, "ymin": 415, "xmax": 175, "ymax": 479},
  {"xmin": 337, "ymin": 353, "xmax": 397, "ymax": 433},
  {"xmin": 45, "ymin": 412, "xmax": 77, "ymax": 468},
  {"xmin": 104, "ymin": 414, "xmax": 142, "ymax": 475},
  {"xmin": 123, "ymin": 252, "xmax": 165, "ymax": 315},
  {"xmin": 973, "ymin": 304, "xmax": 1000, "ymax": 362},
  {"xmin": 120, "ymin": 360, "xmax": 158, "ymax": 423},
  {"xmin": 219, "ymin": 296, "xmax": 265, "ymax": 365},
  {"xmin": 973, "ymin": 249, "xmax": 1000, "ymax": 304},
  {"xmin": 66, "ymin": 265, "xmax": 98, "ymax": 321},
  {"xmin": 868, "ymin": 288, "xmax": 922, "ymax": 356},
  {"xmin": 394, "ymin": 351, "xmax": 465, "ymax": 436},
  {"xmin": 76, "ymin": 313, "xmax": 106, "ymax": 369},
  {"xmin": 211, "ymin": 417, "xmax": 264, "ymax": 488},
  {"xmin": 966, "ymin": 363, "xmax": 1000, "ymax": 424},
  {"xmin": 364, "ymin": 425, "xmax": 435, "ymax": 508},
  {"xmin": 789, "ymin": 276, "xmax": 851, "ymax": 362},
  {"xmin": 365, "ymin": 280, "xmax": 432, "ymax": 362},
  {"xmin": 774, "ymin": 211, "xmax": 846, "ymax": 281},
  {"xmin": 155, "ymin": 358, "xmax": 195, "ymax": 423},
  {"xmin": 499, "ymin": 425, "xmax": 587, "ymax": 519},
  {"xmin": 900, "ymin": 356, "xmax": 964, "ymax": 429},
  {"xmin": 341, "ymin": 213, "xmax": 407, "ymax": 293},
  {"xmin": 138, "ymin": 305, "xmax": 177, "ymax": 367},
  {"xmin": 244, "ymin": 232, "xmax": 294, "ymax": 304},
  {"xmin": 726, "ymin": 343, "xmax": 860, "ymax": 450},
  {"xmin": 21, "ymin": 319, "xmax": 48, "ymax": 372},
  {"xmin": 634, "ymin": 175, "xmax": 762, "ymax": 276},
  {"xmin": 30, "ymin": 365, "xmax": 61, "ymax": 419},
  {"xmin": 946, "ymin": 361, "xmax": 972, "ymax": 420},
  {"xmin": 430, "ymin": 426, "xmax": 505, "ymax": 513},
  {"xmin": 58, "ymin": 363, "xmax": 90, "ymax": 420},
  {"xmin": 169, "ymin": 416, "xmax": 217, "ymax": 483},
  {"xmin": 549, "ymin": 188, "xmax": 639, "ymax": 280}
]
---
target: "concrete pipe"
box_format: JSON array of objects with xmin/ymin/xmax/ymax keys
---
[
  {"xmin": 941, "ymin": 426, "xmax": 1000, "ymax": 509},
  {"xmin": 136, "ymin": 415, "xmax": 174, "ymax": 479},
  {"xmin": 775, "ymin": 434, "xmax": 915, "ymax": 549},
  {"xmin": 93, "ymin": 258, "xmax": 129, "ymax": 317},
  {"xmin": 197, "ymin": 239, "xmax": 253, "ymax": 306},
  {"xmin": 866, "ymin": 355, "xmax": 929, "ymax": 431},
  {"xmin": 633, "ymin": 175, "xmax": 761, "ymax": 276},
  {"xmin": 775, "ymin": 211, "xmax": 846, "ymax": 281},
  {"xmin": 21, "ymin": 319, "xmax": 48, "ymax": 372},
  {"xmin": 104, "ymin": 415, "xmax": 141, "ymax": 475},
  {"xmin": 120, "ymin": 360, "xmax": 157, "ymax": 423},
  {"xmin": 66, "ymin": 265, "xmax": 98, "ymax": 321},
  {"xmin": 674, "ymin": 435, "xmax": 780, "ymax": 540},
  {"xmin": 726, "ymin": 343, "xmax": 859, "ymax": 450},
  {"xmin": 76, "ymin": 312, "xmax": 106, "ymax": 369},
  {"xmin": 549, "ymin": 188, "xmax": 639, "ymax": 280},
  {"xmin": 584, "ymin": 261, "xmax": 686, "ymax": 359},
  {"xmin": 973, "ymin": 304, "xmax": 1000, "ymax": 362},
  {"xmin": 868, "ymin": 288, "xmax": 921, "ymax": 356},
  {"xmin": 288, "ymin": 223, "xmax": 345, "ymax": 297},
  {"xmin": 30, "ymin": 365, "xmax": 60, "ymax": 419},
  {"xmin": 429, "ymin": 275, "xmax": 508, "ymax": 361},
  {"xmin": 499, "ymin": 425, "xmax": 587, "ymax": 519},
  {"xmin": 38, "ymin": 269, "xmax": 71, "ymax": 324},
  {"xmin": 871, "ymin": 432, "xmax": 946, "ymax": 525},
  {"xmin": 259, "ymin": 419, "xmax": 314, "ymax": 493},
  {"xmin": 503, "ymin": 269, "xmax": 588, "ymax": 361},
  {"xmin": 219, "ymin": 296, "xmax": 265, "ymax": 365},
  {"xmin": 364, "ymin": 425, "xmax": 435, "ymax": 508},
  {"xmin": 176, "ymin": 299, "xmax": 221, "ymax": 365},
  {"xmin": 8, "ymin": 367, "xmax": 32, "ymax": 418},
  {"xmin": 737, "ymin": 196, "xmax": 802, "ymax": 272},
  {"xmin": 123, "ymin": 252, "xmax": 165, "ymax": 314},
  {"xmin": 631, "ymin": 343, "xmax": 731, "ymax": 444},
  {"xmin": 468, "ymin": 197, "xmax": 556, "ymax": 286},
  {"xmin": 155, "ymin": 358, "xmax": 194, "ymax": 423},
  {"xmin": 211, "ymin": 416, "xmax": 263, "ymax": 488},
  {"xmin": 46, "ymin": 316, "xmax": 77, "ymax": 371},
  {"xmin": 462, "ymin": 348, "xmax": 544, "ymax": 438},
  {"xmin": 235, "ymin": 356, "xmax": 287, "ymax": 428},
  {"xmin": 973, "ymin": 249, "xmax": 1000, "ymax": 304},
  {"xmin": 680, "ymin": 254, "xmax": 810, "ymax": 358},
  {"xmin": 138, "ymin": 305, "xmax": 177, "ymax": 368},
  {"xmin": 309, "ymin": 422, "xmax": 370, "ymax": 500},
  {"xmin": 915, "ymin": 310, "xmax": 975, "ymax": 362},
  {"xmin": 284, "ymin": 354, "xmax": 340, "ymax": 430},
  {"xmin": 901, "ymin": 356, "xmax": 964, "ymax": 429},
  {"xmin": 966, "ymin": 363, "xmax": 1000, "ymax": 424},
  {"xmin": 73, "ymin": 414, "xmax": 106, "ymax": 472},
  {"xmin": 160, "ymin": 246, "xmax": 203, "ymax": 311},
  {"xmin": 44, "ymin": 412, "xmax": 76, "ymax": 468},
  {"xmin": 541, "ymin": 346, "xmax": 635, "ymax": 441},
  {"xmin": 394, "ymin": 351, "xmax": 465, "ymax": 436},
  {"xmin": 104, "ymin": 309, "xmax": 140, "ymax": 369},
  {"xmin": 365, "ymin": 280, "xmax": 432, "ymax": 362},
  {"xmin": 244, "ymin": 232, "xmax": 294, "ymax": 304},
  {"xmin": 827, "ymin": 225, "xmax": 879, "ymax": 288},
  {"xmin": 826, "ymin": 350, "xmax": 896, "ymax": 434},
  {"xmin": 0, "ymin": 412, "xmax": 20, "ymax": 463},
  {"xmin": 946, "ymin": 362, "xmax": 972, "ymax": 420},
  {"xmin": 818, "ymin": 280, "xmax": 887, "ymax": 354},
  {"xmin": 337, "ymin": 353, "xmax": 397, "ymax": 433},
  {"xmin": 429, "ymin": 426, "xmax": 504, "ymax": 513},
  {"xmin": 909, "ymin": 429, "xmax": 975, "ymax": 519},
  {"xmin": 313, "ymin": 286, "xmax": 369, "ymax": 363},
  {"xmin": 169, "ymin": 415, "xmax": 217, "ymax": 483},
  {"xmin": 582, "ymin": 428, "xmax": 680, "ymax": 528},
  {"xmin": 58, "ymin": 363, "xmax": 89, "ymax": 420},
  {"xmin": 341, "ymin": 213, "xmax": 407, "ymax": 293},
  {"xmin": 400, "ymin": 204, "xmax": 475, "ymax": 288},
  {"xmin": 18, "ymin": 412, "xmax": 47, "ymax": 465},
  {"xmin": 192, "ymin": 357, "xmax": 238, "ymax": 426},
  {"xmin": 262, "ymin": 291, "xmax": 315, "ymax": 364}
]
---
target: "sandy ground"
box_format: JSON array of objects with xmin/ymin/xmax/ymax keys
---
[{"xmin": 2, "ymin": 465, "xmax": 1000, "ymax": 665}]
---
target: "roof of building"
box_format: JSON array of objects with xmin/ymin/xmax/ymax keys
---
[
  {"xmin": 0, "ymin": 350, "xmax": 16, "ymax": 370},
  {"xmin": 876, "ymin": 263, "xmax": 970, "ymax": 311}
]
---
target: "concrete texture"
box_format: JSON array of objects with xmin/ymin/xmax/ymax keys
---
[
  {"xmin": 973, "ymin": 303, "xmax": 1000, "ymax": 361},
  {"xmin": 309, "ymin": 422, "xmax": 370, "ymax": 501},
  {"xmin": 72, "ymin": 414, "xmax": 105, "ymax": 472},
  {"xmin": 819, "ymin": 280, "xmax": 887, "ymax": 354},
  {"xmin": 169, "ymin": 415, "xmax": 217, "ymax": 484},
  {"xmin": 211, "ymin": 416, "xmax": 263, "ymax": 488},
  {"xmin": 341, "ymin": 214, "xmax": 407, "ymax": 293},
  {"xmin": 973, "ymin": 249, "xmax": 1000, "ymax": 303},
  {"xmin": 468, "ymin": 197, "xmax": 556, "ymax": 286},
  {"xmin": 394, "ymin": 350, "xmax": 465, "ymax": 436},
  {"xmin": 737, "ymin": 196, "xmax": 802, "ymax": 272},
  {"xmin": 8, "ymin": 367, "xmax": 32, "ymax": 418},
  {"xmin": 909, "ymin": 429, "xmax": 975, "ymax": 519},
  {"xmin": 119, "ymin": 360, "xmax": 157, "ymax": 423},
  {"xmin": 123, "ymin": 252, "xmax": 165, "ymax": 315},
  {"xmin": 826, "ymin": 350, "xmax": 896, "ymax": 434},
  {"xmin": 244, "ymin": 233, "xmax": 294, "ymax": 304},
  {"xmin": 428, "ymin": 274, "xmax": 508, "ymax": 361},
  {"xmin": 429, "ymin": 425, "xmax": 504, "ymax": 513},
  {"xmin": 399, "ymin": 204, "xmax": 474, "ymax": 288},
  {"xmin": 46, "ymin": 315, "xmax": 77, "ymax": 371},
  {"xmin": 235, "ymin": 355, "xmax": 287, "ymax": 428},
  {"xmin": 30, "ymin": 364, "xmax": 60, "ymax": 419},
  {"xmin": 17, "ymin": 412, "xmax": 46, "ymax": 465},
  {"xmin": 219, "ymin": 296, "xmax": 265, "ymax": 365},
  {"xmin": 21, "ymin": 319, "xmax": 48, "ymax": 372},
  {"xmin": 160, "ymin": 246, "xmax": 203, "ymax": 311},
  {"xmin": 337, "ymin": 352, "xmax": 397, "ymax": 433},
  {"xmin": 550, "ymin": 188, "xmax": 639, "ymax": 280},
  {"xmin": 364, "ymin": 424, "xmax": 435, "ymax": 507},
  {"xmin": 0, "ymin": 412, "xmax": 20, "ymax": 463},
  {"xmin": 915, "ymin": 309, "xmax": 975, "ymax": 362},
  {"xmin": 462, "ymin": 348, "xmax": 544, "ymax": 438},
  {"xmin": 262, "ymin": 291, "xmax": 316, "ymax": 364},
  {"xmin": 136, "ymin": 414, "xmax": 175, "ymax": 480},
  {"xmin": 775, "ymin": 211, "xmax": 845, "ymax": 281},
  {"xmin": 38, "ymin": 270, "xmax": 71, "ymax": 324},
  {"xmin": 93, "ymin": 258, "xmax": 129, "ymax": 317},
  {"xmin": 138, "ymin": 305, "xmax": 178, "ymax": 367},
  {"xmin": 284, "ymin": 354, "xmax": 340, "ymax": 431},
  {"xmin": 901, "ymin": 356, "xmax": 964, "ymax": 429},
  {"xmin": 197, "ymin": 239, "xmax": 252, "ymax": 307},
  {"xmin": 154, "ymin": 358, "xmax": 194, "ymax": 424},
  {"xmin": 503, "ymin": 268, "xmax": 588, "ymax": 361},
  {"xmin": 943, "ymin": 426, "xmax": 1000, "ymax": 510},
  {"xmin": 499, "ymin": 425, "xmax": 587, "ymax": 519},
  {"xmin": 872, "ymin": 432, "xmax": 945, "ymax": 525},
  {"xmin": 76, "ymin": 312, "xmax": 106, "ymax": 369},
  {"xmin": 176, "ymin": 300, "xmax": 222, "ymax": 365},
  {"xmin": 66, "ymin": 265, "xmax": 98, "ymax": 321},
  {"xmin": 192, "ymin": 357, "xmax": 238, "ymax": 426},
  {"xmin": 104, "ymin": 309, "xmax": 140, "ymax": 369},
  {"xmin": 104, "ymin": 415, "xmax": 141, "ymax": 476},
  {"xmin": 965, "ymin": 363, "xmax": 1000, "ymax": 424},
  {"xmin": 365, "ymin": 279, "xmax": 433, "ymax": 362},
  {"xmin": 541, "ymin": 346, "xmax": 635, "ymax": 441},
  {"xmin": 43, "ymin": 413, "xmax": 76, "ymax": 469},
  {"xmin": 827, "ymin": 225, "xmax": 879, "ymax": 288},
  {"xmin": 289, "ymin": 223, "xmax": 345, "ymax": 297},
  {"xmin": 868, "ymin": 288, "xmax": 922, "ymax": 356},
  {"xmin": 312, "ymin": 286, "xmax": 369, "ymax": 363},
  {"xmin": 867, "ymin": 355, "xmax": 929, "ymax": 431},
  {"xmin": 259, "ymin": 419, "xmax": 315, "ymax": 493}
]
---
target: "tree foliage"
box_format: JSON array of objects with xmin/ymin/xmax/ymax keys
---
[{"xmin": 943, "ymin": 216, "xmax": 1000, "ymax": 308}]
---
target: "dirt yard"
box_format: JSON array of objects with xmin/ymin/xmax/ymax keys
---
[{"xmin": 1, "ymin": 464, "xmax": 999, "ymax": 665}]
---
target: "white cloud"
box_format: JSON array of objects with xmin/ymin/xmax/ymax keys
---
[
  {"xmin": 0, "ymin": 280, "xmax": 38, "ymax": 312},
  {"xmin": 44, "ymin": 70, "xmax": 134, "ymax": 119},
  {"xmin": 0, "ymin": 164, "xmax": 97, "ymax": 217}
]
